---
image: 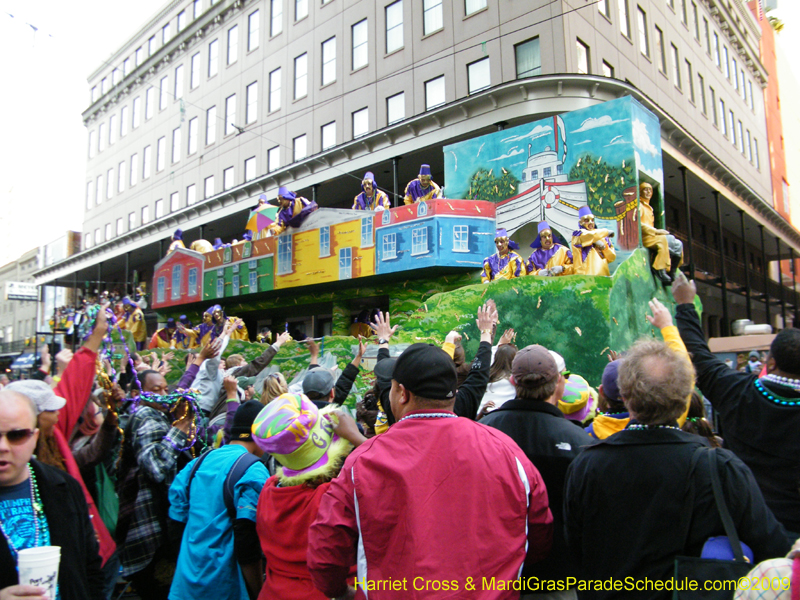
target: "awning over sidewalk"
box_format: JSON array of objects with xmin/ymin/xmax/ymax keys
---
[{"xmin": 9, "ymin": 353, "xmax": 35, "ymax": 370}]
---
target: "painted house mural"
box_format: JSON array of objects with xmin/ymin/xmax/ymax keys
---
[
  {"xmin": 152, "ymin": 248, "xmax": 205, "ymax": 309},
  {"xmin": 444, "ymin": 96, "xmax": 665, "ymax": 272}
]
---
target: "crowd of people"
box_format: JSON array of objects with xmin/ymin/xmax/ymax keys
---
[{"xmin": 1, "ymin": 272, "xmax": 799, "ymax": 600}]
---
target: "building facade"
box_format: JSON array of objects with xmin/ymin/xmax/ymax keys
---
[
  {"xmin": 34, "ymin": 0, "xmax": 800, "ymax": 337},
  {"xmin": 0, "ymin": 248, "xmax": 40, "ymax": 354}
]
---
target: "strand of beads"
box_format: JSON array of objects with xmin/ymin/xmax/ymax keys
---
[
  {"xmin": 762, "ymin": 373, "xmax": 800, "ymax": 393},
  {"xmin": 754, "ymin": 378, "xmax": 800, "ymax": 406}
]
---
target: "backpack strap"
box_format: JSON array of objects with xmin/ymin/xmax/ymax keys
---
[
  {"xmin": 707, "ymin": 448, "xmax": 747, "ymax": 563},
  {"xmin": 223, "ymin": 452, "xmax": 261, "ymax": 520},
  {"xmin": 185, "ymin": 450, "xmax": 211, "ymax": 506}
]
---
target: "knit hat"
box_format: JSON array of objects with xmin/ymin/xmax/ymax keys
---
[
  {"xmin": 251, "ymin": 393, "xmax": 351, "ymax": 485},
  {"xmin": 419, "ymin": 164, "xmax": 431, "ymax": 176},
  {"xmin": 601, "ymin": 360, "xmax": 622, "ymax": 403},
  {"xmin": 558, "ymin": 373, "xmax": 595, "ymax": 422},
  {"xmin": 393, "ymin": 343, "xmax": 456, "ymax": 400},
  {"xmin": 6, "ymin": 380, "xmax": 66, "ymax": 413},
  {"xmin": 230, "ymin": 400, "xmax": 263, "ymax": 442},
  {"xmin": 512, "ymin": 345, "xmax": 559, "ymax": 387},
  {"xmin": 303, "ymin": 369, "xmax": 335, "ymax": 399},
  {"xmin": 748, "ymin": 351, "xmax": 759, "ymax": 360}
]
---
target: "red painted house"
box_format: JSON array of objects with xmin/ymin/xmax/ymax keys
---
[{"xmin": 151, "ymin": 248, "xmax": 205, "ymax": 309}]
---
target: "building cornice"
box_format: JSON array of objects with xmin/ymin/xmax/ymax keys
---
[
  {"xmin": 703, "ymin": 0, "xmax": 768, "ymax": 87},
  {"xmin": 36, "ymin": 75, "xmax": 799, "ymax": 284}
]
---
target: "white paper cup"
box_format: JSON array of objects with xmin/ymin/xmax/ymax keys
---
[{"xmin": 17, "ymin": 546, "xmax": 60, "ymax": 600}]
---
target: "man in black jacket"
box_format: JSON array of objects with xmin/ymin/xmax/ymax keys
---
[
  {"xmin": 482, "ymin": 345, "xmax": 593, "ymax": 599},
  {"xmin": 673, "ymin": 273, "xmax": 800, "ymax": 534},
  {"xmin": 0, "ymin": 390, "xmax": 103, "ymax": 600}
]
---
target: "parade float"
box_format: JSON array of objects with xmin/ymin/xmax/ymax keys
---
[{"xmin": 150, "ymin": 96, "xmax": 690, "ymax": 391}]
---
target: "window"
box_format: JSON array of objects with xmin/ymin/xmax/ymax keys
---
[
  {"xmin": 411, "ymin": 227, "xmax": 428, "ymax": 255},
  {"xmin": 339, "ymin": 247, "xmax": 352, "ymax": 279},
  {"xmin": 576, "ymin": 39, "xmax": 590, "ymax": 74},
  {"xmin": 188, "ymin": 117, "xmax": 198, "ymax": 154},
  {"xmin": 271, "ymin": 0, "xmax": 283, "ymax": 36},
  {"xmin": 223, "ymin": 167, "xmax": 234, "ymax": 190},
  {"xmin": 94, "ymin": 228, "xmax": 101, "ymax": 245},
  {"xmin": 187, "ymin": 184, "xmax": 196, "ymax": 205},
  {"xmin": 598, "ymin": 0, "xmax": 609, "ymax": 16},
  {"xmin": 244, "ymin": 156, "xmax": 256, "ymax": 181},
  {"xmin": 352, "ymin": 20, "xmax": 368, "ymax": 70},
  {"xmin": 163, "ymin": 23, "xmax": 171, "ymax": 45},
  {"xmin": 98, "ymin": 122, "xmax": 106, "ymax": 152},
  {"xmin": 269, "ymin": 68, "xmax": 281, "ymax": 112},
  {"xmin": 296, "ymin": 0, "xmax": 308, "ymax": 21},
  {"xmin": 120, "ymin": 106, "xmax": 129, "ymax": 137},
  {"xmin": 321, "ymin": 121, "xmax": 336, "ymax": 150},
  {"xmin": 293, "ymin": 134, "xmax": 307, "ymax": 161},
  {"xmin": 143, "ymin": 145, "xmax": 152, "ymax": 178},
  {"xmin": 382, "ymin": 232, "xmax": 397, "ymax": 259},
  {"xmin": 171, "ymin": 265, "xmax": 182, "ymax": 300},
  {"xmin": 188, "ymin": 268, "xmax": 198, "ymax": 296},
  {"xmin": 319, "ymin": 226, "xmax": 330, "ymax": 257},
  {"xmin": 101, "ymin": 77, "xmax": 108, "ymax": 96},
  {"xmin": 732, "ymin": 58, "xmax": 738, "ymax": 92},
  {"xmin": 268, "ymin": 146, "xmax": 280, "ymax": 172},
  {"xmin": 193, "ymin": 0, "xmax": 202, "ymax": 20},
  {"xmin": 155, "ymin": 199, "xmax": 164, "ymax": 218},
  {"xmin": 208, "ymin": 39, "xmax": 219, "ymax": 77},
  {"xmin": 423, "ymin": 0, "xmax": 443, "ymax": 35},
  {"xmin": 206, "ymin": 105, "xmax": 217, "ymax": 144},
  {"xmin": 248, "ymin": 269, "xmax": 258, "ymax": 294},
  {"xmin": 453, "ymin": 225, "xmax": 468, "ymax": 252},
  {"xmin": 106, "ymin": 168, "xmax": 114, "ymax": 199},
  {"xmin": 278, "ymin": 235, "xmax": 293, "ymax": 275},
  {"xmin": 248, "ymin": 10, "xmax": 260, "ymax": 52},
  {"xmin": 95, "ymin": 175, "xmax": 103, "ymax": 206},
  {"xmin": 671, "ymin": 44, "xmax": 680, "ymax": 89},
  {"xmin": 157, "ymin": 136, "xmax": 166, "ymax": 171},
  {"xmin": 204, "ymin": 175, "xmax": 215, "ymax": 198},
  {"xmin": 361, "ymin": 216, "xmax": 373, "ymax": 247},
  {"xmin": 157, "ymin": 277, "xmax": 166, "ymax": 303},
  {"xmin": 190, "ymin": 53, "xmax": 201, "ymax": 90},
  {"xmin": 109, "ymin": 114, "xmax": 117, "ymax": 145},
  {"xmin": 168, "ymin": 192, "xmax": 179, "ymax": 213},
  {"xmin": 129, "ymin": 211, "xmax": 136, "ymax": 230},
  {"xmin": 178, "ymin": 10, "xmax": 186, "ymax": 31},
  {"xmin": 387, "ymin": 92, "xmax": 404, "ymax": 124},
  {"xmin": 655, "ymin": 26, "xmax": 666, "ymax": 73},
  {"xmin": 105, "ymin": 223, "xmax": 112, "ymax": 241},
  {"xmin": 723, "ymin": 46, "xmax": 730, "ymax": 79},
  {"xmin": 754, "ymin": 138, "xmax": 760, "ymax": 169},
  {"xmin": 703, "ymin": 18, "xmax": 710, "ymax": 54},
  {"xmin": 118, "ymin": 161, "xmax": 125, "ymax": 193},
  {"xmin": 91, "ymin": 85, "xmax": 98, "ymax": 103},
  {"xmin": 159, "ymin": 75, "xmax": 169, "ymax": 110},
  {"xmin": 637, "ymin": 7, "xmax": 649, "ymax": 58},
  {"xmin": 85, "ymin": 233, "xmax": 91, "ymax": 249},
  {"xmin": 245, "ymin": 82, "xmax": 258, "ymax": 124},
  {"xmin": 142, "ymin": 205, "xmax": 150, "ymax": 224},
  {"xmin": 117, "ymin": 218, "xmax": 124, "ymax": 236},
  {"xmin": 466, "ymin": 0, "xmax": 487, "ymax": 15},
  {"xmin": 227, "ymin": 25, "xmax": 238, "ymax": 65},
  {"xmin": 148, "ymin": 35, "xmax": 156, "ymax": 56},
  {"xmin": 88, "ymin": 130, "xmax": 96, "ymax": 158},
  {"xmin": 135, "ymin": 46, "xmax": 143, "ymax": 66},
  {"xmin": 748, "ymin": 80, "xmax": 754, "ymax": 111},
  {"xmin": 514, "ymin": 37, "xmax": 541, "ymax": 79},
  {"xmin": 729, "ymin": 110, "xmax": 736, "ymax": 145},
  {"xmin": 295, "ymin": 53, "xmax": 308, "ymax": 99},
  {"xmin": 133, "ymin": 96, "xmax": 141, "ymax": 128},
  {"xmin": 601, "ymin": 61, "xmax": 614, "ymax": 78},
  {"xmin": 686, "ymin": 60, "xmax": 694, "ymax": 102},
  {"xmin": 680, "ymin": 0, "xmax": 687, "ymax": 23},
  {"xmin": 216, "ymin": 276, "xmax": 224, "ymax": 298},
  {"xmin": 710, "ymin": 87, "xmax": 717, "ymax": 126},
  {"xmin": 322, "ymin": 37, "xmax": 336, "ymax": 85},
  {"xmin": 720, "ymin": 98, "xmax": 726, "ymax": 135},
  {"xmin": 225, "ymin": 94, "xmax": 236, "ymax": 135},
  {"xmin": 737, "ymin": 120, "xmax": 745, "ymax": 154},
  {"xmin": 130, "ymin": 153, "xmax": 138, "ymax": 186},
  {"xmin": 174, "ymin": 64, "xmax": 184, "ymax": 99},
  {"xmin": 145, "ymin": 87, "xmax": 155, "ymax": 119},
  {"xmin": 543, "ymin": 166, "xmax": 552, "ymax": 178},
  {"xmin": 468, "ymin": 57, "xmax": 490, "ymax": 94},
  {"xmin": 692, "ymin": 2, "xmax": 699, "ymax": 39},
  {"xmin": 172, "ymin": 127, "xmax": 181, "ymax": 163},
  {"xmin": 386, "ymin": 0, "xmax": 403, "ymax": 53},
  {"xmin": 698, "ymin": 73, "xmax": 706, "ymax": 114},
  {"xmin": 425, "ymin": 75, "xmax": 445, "ymax": 110},
  {"xmin": 353, "ymin": 108, "xmax": 369, "ymax": 138},
  {"xmin": 619, "ymin": 0, "xmax": 630, "ymax": 38},
  {"xmin": 713, "ymin": 32, "xmax": 720, "ymax": 67}
]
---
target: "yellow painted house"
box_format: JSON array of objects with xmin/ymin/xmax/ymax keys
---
[{"xmin": 275, "ymin": 209, "xmax": 376, "ymax": 289}]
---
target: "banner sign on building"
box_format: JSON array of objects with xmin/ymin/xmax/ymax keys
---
[{"xmin": 5, "ymin": 282, "xmax": 37, "ymax": 301}]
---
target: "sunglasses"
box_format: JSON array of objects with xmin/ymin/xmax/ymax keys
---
[
  {"xmin": 0, "ymin": 429, "xmax": 36, "ymax": 445},
  {"xmin": 562, "ymin": 371, "xmax": 571, "ymax": 379}
]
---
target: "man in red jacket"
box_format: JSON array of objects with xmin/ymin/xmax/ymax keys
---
[{"xmin": 308, "ymin": 339, "xmax": 553, "ymax": 600}]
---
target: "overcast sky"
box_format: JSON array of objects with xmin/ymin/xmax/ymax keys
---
[{"xmin": 0, "ymin": 0, "xmax": 799, "ymax": 267}]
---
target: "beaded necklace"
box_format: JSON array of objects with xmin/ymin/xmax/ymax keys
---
[
  {"xmin": 626, "ymin": 423, "xmax": 681, "ymax": 431},
  {"xmin": 397, "ymin": 412, "xmax": 458, "ymax": 423},
  {"xmin": 761, "ymin": 374, "xmax": 800, "ymax": 393},
  {"xmin": 754, "ymin": 378, "xmax": 800, "ymax": 406},
  {"xmin": 0, "ymin": 465, "xmax": 48, "ymax": 557}
]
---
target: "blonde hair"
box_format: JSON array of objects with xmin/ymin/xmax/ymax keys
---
[
  {"xmin": 262, "ymin": 372, "xmax": 288, "ymax": 404},
  {"xmin": 225, "ymin": 354, "xmax": 245, "ymax": 369}
]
